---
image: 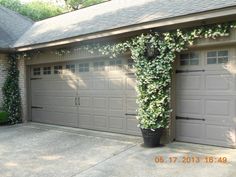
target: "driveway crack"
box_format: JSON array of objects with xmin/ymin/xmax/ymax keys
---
[{"xmin": 69, "ymin": 144, "xmax": 137, "ymax": 177}]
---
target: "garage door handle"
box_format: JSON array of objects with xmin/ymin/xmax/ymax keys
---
[
  {"xmin": 75, "ymin": 97, "xmax": 80, "ymax": 106},
  {"xmin": 75, "ymin": 97, "xmax": 78, "ymax": 105},
  {"xmin": 176, "ymin": 116, "xmax": 205, "ymax": 121}
]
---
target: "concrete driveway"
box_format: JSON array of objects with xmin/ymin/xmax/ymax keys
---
[{"xmin": 0, "ymin": 123, "xmax": 235, "ymax": 177}]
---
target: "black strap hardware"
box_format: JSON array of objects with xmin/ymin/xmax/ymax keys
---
[
  {"xmin": 176, "ymin": 116, "xmax": 205, "ymax": 121},
  {"xmin": 176, "ymin": 69, "xmax": 205, "ymax": 73}
]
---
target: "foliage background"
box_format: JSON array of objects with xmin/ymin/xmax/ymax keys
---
[{"xmin": 0, "ymin": 0, "xmax": 107, "ymax": 21}]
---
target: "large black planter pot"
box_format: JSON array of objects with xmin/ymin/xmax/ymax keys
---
[{"xmin": 141, "ymin": 128, "xmax": 164, "ymax": 147}]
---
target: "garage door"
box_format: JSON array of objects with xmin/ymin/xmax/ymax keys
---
[
  {"xmin": 175, "ymin": 49, "xmax": 236, "ymax": 147},
  {"xmin": 30, "ymin": 57, "xmax": 140, "ymax": 135}
]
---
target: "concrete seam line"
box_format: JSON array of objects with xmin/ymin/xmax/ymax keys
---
[
  {"xmin": 69, "ymin": 144, "xmax": 137, "ymax": 177},
  {"xmin": 28, "ymin": 123, "xmax": 141, "ymax": 143}
]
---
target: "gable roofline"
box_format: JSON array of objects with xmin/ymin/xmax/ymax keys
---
[
  {"xmin": 15, "ymin": 6, "xmax": 236, "ymax": 52},
  {"xmin": 0, "ymin": 5, "xmax": 33, "ymax": 50},
  {"xmin": 0, "ymin": 5, "xmax": 34, "ymax": 24}
]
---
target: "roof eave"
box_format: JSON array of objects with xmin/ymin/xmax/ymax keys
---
[
  {"xmin": 15, "ymin": 6, "xmax": 236, "ymax": 52},
  {"xmin": 0, "ymin": 47, "xmax": 16, "ymax": 53}
]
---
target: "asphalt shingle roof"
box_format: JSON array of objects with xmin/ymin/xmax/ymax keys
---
[
  {"xmin": 11, "ymin": 0, "xmax": 236, "ymax": 48},
  {"xmin": 0, "ymin": 5, "xmax": 33, "ymax": 49}
]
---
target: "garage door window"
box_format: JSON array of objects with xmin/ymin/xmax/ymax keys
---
[
  {"xmin": 66, "ymin": 64, "xmax": 75, "ymax": 73},
  {"xmin": 207, "ymin": 50, "xmax": 228, "ymax": 64},
  {"xmin": 43, "ymin": 67, "xmax": 51, "ymax": 75},
  {"xmin": 180, "ymin": 52, "xmax": 199, "ymax": 66},
  {"xmin": 109, "ymin": 59, "xmax": 122, "ymax": 70},
  {"xmin": 79, "ymin": 63, "xmax": 89, "ymax": 72},
  {"xmin": 54, "ymin": 65, "xmax": 63, "ymax": 74},
  {"xmin": 94, "ymin": 61, "xmax": 105, "ymax": 71},
  {"xmin": 33, "ymin": 68, "xmax": 41, "ymax": 76}
]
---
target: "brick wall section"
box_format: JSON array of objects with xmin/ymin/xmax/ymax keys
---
[
  {"xmin": 0, "ymin": 54, "xmax": 7, "ymax": 108},
  {"xmin": 18, "ymin": 58, "xmax": 27, "ymax": 122}
]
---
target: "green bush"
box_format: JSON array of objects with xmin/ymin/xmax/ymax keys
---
[
  {"xmin": 2, "ymin": 54, "xmax": 22, "ymax": 124},
  {"xmin": 0, "ymin": 112, "xmax": 8, "ymax": 124}
]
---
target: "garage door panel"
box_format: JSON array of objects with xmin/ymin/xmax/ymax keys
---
[
  {"xmin": 78, "ymin": 114, "xmax": 93, "ymax": 128},
  {"xmin": 51, "ymin": 97, "xmax": 75, "ymax": 106},
  {"xmin": 176, "ymin": 50, "xmax": 236, "ymax": 147},
  {"xmin": 205, "ymin": 124, "xmax": 233, "ymax": 142},
  {"xmin": 45, "ymin": 81, "xmax": 62, "ymax": 90},
  {"xmin": 176, "ymin": 121, "xmax": 204, "ymax": 139},
  {"xmin": 108, "ymin": 78, "xmax": 123, "ymax": 90},
  {"xmin": 79, "ymin": 78, "xmax": 91, "ymax": 89},
  {"xmin": 205, "ymin": 74, "xmax": 231, "ymax": 90},
  {"xmin": 31, "ymin": 80, "xmax": 43, "ymax": 90},
  {"xmin": 109, "ymin": 110, "xmax": 124, "ymax": 117},
  {"xmin": 33, "ymin": 95, "xmax": 63, "ymax": 106},
  {"xmin": 204, "ymin": 96, "xmax": 235, "ymax": 124},
  {"xmin": 93, "ymin": 109, "xmax": 107, "ymax": 116},
  {"xmin": 109, "ymin": 98, "xmax": 123, "ymax": 110},
  {"xmin": 31, "ymin": 59, "xmax": 140, "ymax": 136},
  {"xmin": 93, "ymin": 97, "xmax": 107, "ymax": 108},
  {"xmin": 52, "ymin": 81, "xmax": 69, "ymax": 90},
  {"xmin": 126, "ymin": 98, "xmax": 137, "ymax": 113},
  {"xmin": 49, "ymin": 96, "xmax": 66, "ymax": 106},
  {"xmin": 32, "ymin": 95, "xmax": 76, "ymax": 106},
  {"xmin": 93, "ymin": 115, "xmax": 107, "ymax": 128},
  {"xmin": 126, "ymin": 76, "xmax": 136, "ymax": 90},
  {"xmin": 31, "ymin": 94, "xmax": 46, "ymax": 105},
  {"xmin": 79, "ymin": 107, "xmax": 92, "ymax": 114},
  {"xmin": 32, "ymin": 110, "xmax": 77, "ymax": 127},
  {"xmin": 176, "ymin": 74, "xmax": 202, "ymax": 91},
  {"xmin": 126, "ymin": 116, "xmax": 139, "ymax": 132},
  {"xmin": 34, "ymin": 91, "xmax": 76, "ymax": 97},
  {"xmin": 109, "ymin": 117, "xmax": 124, "ymax": 130},
  {"xmin": 79, "ymin": 96, "xmax": 91, "ymax": 107},
  {"xmin": 205, "ymin": 99, "xmax": 230, "ymax": 116},
  {"xmin": 205, "ymin": 116, "xmax": 233, "ymax": 125},
  {"xmin": 93, "ymin": 78, "xmax": 108, "ymax": 89},
  {"xmin": 46, "ymin": 106, "xmax": 77, "ymax": 114},
  {"xmin": 176, "ymin": 98, "xmax": 202, "ymax": 116}
]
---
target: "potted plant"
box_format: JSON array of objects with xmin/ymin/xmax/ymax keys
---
[
  {"xmin": 137, "ymin": 94, "xmax": 170, "ymax": 147},
  {"xmin": 134, "ymin": 34, "xmax": 172, "ymax": 147}
]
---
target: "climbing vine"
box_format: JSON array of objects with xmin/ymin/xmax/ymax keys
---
[
  {"xmin": 21, "ymin": 22, "xmax": 236, "ymax": 129},
  {"xmin": 97, "ymin": 22, "xmax": 236, "ymax": 129},
  {"xmin": 2, "ymin": 54, "xmax": 22, "ymax": 124}
]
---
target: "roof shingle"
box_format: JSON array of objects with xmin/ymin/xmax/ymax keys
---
[{"xmin": 12, "ymin": 0, "xmax": 236, "ymax": 48}]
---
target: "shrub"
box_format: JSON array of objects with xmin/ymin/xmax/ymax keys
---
[
  {"xmin": 0, "ymin": 111, "xmax": 8, "ymax": 124},
  {"xmin": 2, "ymin": 54, "xmax": 22, "ymax": 124}
]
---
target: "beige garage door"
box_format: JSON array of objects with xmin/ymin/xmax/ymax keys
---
[
  {"xmin": 30, "ymin": 57, "xmax": 140, "ymax": 135},
  {"xmin": 175, "ymin": 49, "xmax": 236, "ymax": 147}
]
